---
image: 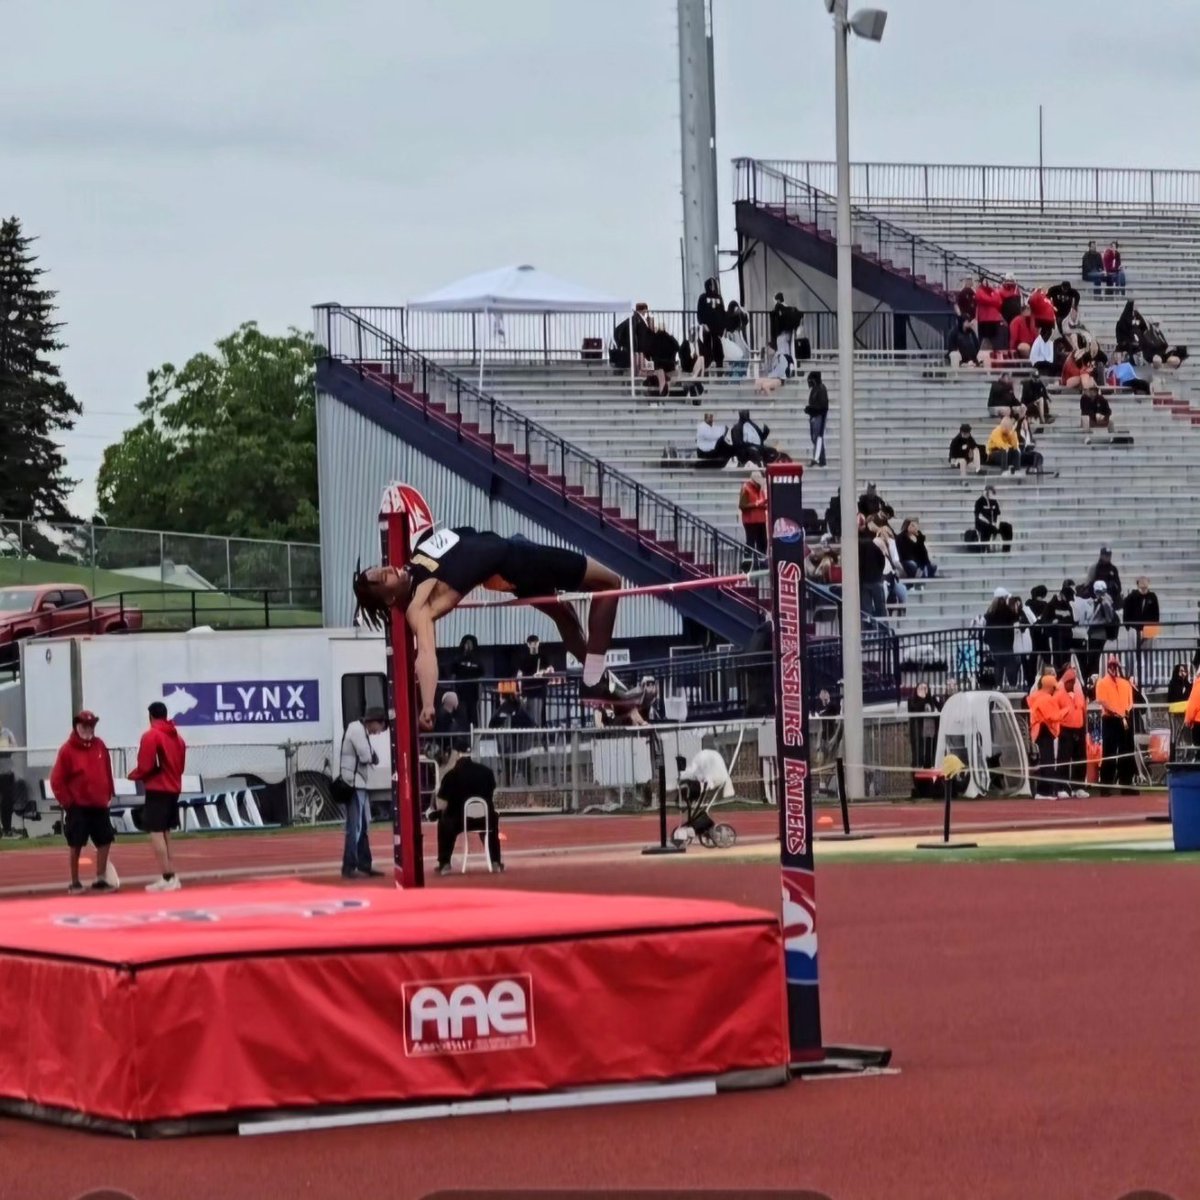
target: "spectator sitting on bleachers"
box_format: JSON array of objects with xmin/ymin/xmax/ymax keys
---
[
  {"xmin": 1016, "ymin": 412, "xmax": 1045, "ymax": 475},
  {"xmin": 679, "ymin": 326, "xmax": 707, "ymax": 396},
  {"xmin": 948, "ymin": 422, "xmax": 983, "ymax": 480},
  {"xmin": 1079, "ymin": 377, "xmax": 1114, "ymax": 435},
  {"xmin": 696, "ymin": 277, "xmax": 726, "ymax": 370},
  {"xmin": 1060, "ymin": 341, "xmax": 1097, "ymax": 390},
  {"xmin": 1030, "ymin": 328, "xmax": 1057, "ymax": 377},
  {"xmin": 1028, "ymin": 286, "xmax": 1058, "ymax": 331},
  {"xmin": 897, "ymin": 518, "xmax": 937, "ymax": 579},
  {"xmin": 1021, "ymin": 373, "xmax": 1053, "ymax": 424},
  {"xmin": 611, "ymin": 303, "xmax": 653, "ymax": 373},
  {"xmin": 754, "ymin": 344, "xmax": 787, "ymax": 396},
  {"xmin": 695, "ymin": 412, "xmax": 733, "ymax": 468},
  {"xmin": 998, "ymin": 274, "xmax": 1024, "ymax": 325},
  {"xmin": 987, "ymin": 371, "xmax": 1017, "ymax": 412},
  {"xmin": 1009, "ymin": 304, "xmax": 1039, "ymax": 358},
  {"xmin": 986, "ymin": 416, "xmax": 1022, "ymax": 475},
  {"xmin": 1105, "ymin": 358, "xmax": 1151, "ymax": 395},
  {"xmin": 731, "ymin": 409, "xmax": 774, "ymax": 466},
  {"xmin": 1081, "ymin": 240, "xmax": 1107, "ymax": 296},
  {"xmin": 973, "ymin": 276, "xmax": 1004, "ymax": 350},
  {"xmin": 1047, "ymin": 281, "xmax": 1081, "ymax": 332},
  {"xmin": 1137, "ymin": 317, "xmax": 1189, "ymax": 368},
  {"xmin": 1103, "ymin": 241, "xmax": 1126, "ymax": 295},
  {"xmin": 1114, "ymin": 301, "xmax": 1146, "ymax": 356},
  {"xmin": 975, "ymin": 484, "xmax": 1013, "ymax": 549},
  {"xmin": 946, "ymin": 316, "xmax": 982, "ymax": 368},
  {"xmin": 646, "ymin": 320, "xmax": 680, "ymax": 397},
  {"xmin": 955, "ymin": 276, "xmax": 976, "ymax": 321},
  {"xmin": 806, "ymin": 536, "xmax": 839, "ymax": 584},
  {"xmin": 871, "ymin": 519, "xmax": 907, "ymax": 614}
]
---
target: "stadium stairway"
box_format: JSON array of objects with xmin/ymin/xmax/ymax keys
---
[{"xmin": 448, "ymin": 356, "xmax": 1200, "ymax": 640}]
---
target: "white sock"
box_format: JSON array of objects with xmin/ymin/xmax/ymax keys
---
[{"xmin": 583, "ymin": 654, "xmax": 606, "ymax": 686}]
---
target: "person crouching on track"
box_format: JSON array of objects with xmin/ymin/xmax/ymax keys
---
[
  {"xmin": 435, "ymin": 746, "xmax": 504, "ymax": 876},
  {"xmin": 50, "ymin": 710, "xmax": 117, "ymax": 894},
  {"xmin": 129, "ymin": 701, "xmax": 187, "ymax": 892},
  {"xmin": 1028, "ymin": 674, "xmax": 1062, "ymax": 798}
]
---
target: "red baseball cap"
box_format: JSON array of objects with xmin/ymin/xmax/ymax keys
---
[{"xmin": 73, "ymin": 710, "xmax": 99, "ymax": 726}]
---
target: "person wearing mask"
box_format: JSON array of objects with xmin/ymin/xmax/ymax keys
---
[
  {"xmin": 946, "ymin": 317, "xmax": 981, "ymax": 367},
  {"xmin": 450, "ymin": 635, "xmax": 485, "ymax": 728},
  {"xmin": 986, "ymin": 416, "xmax": 1022, "ymax": 475},
  {"xmin": 1103, "ymin": 241, "xmax": 1126, "ymax": 295},
  {"xmin": 338, "ymin": 709, "xmax": 387, "ymax": 879},
  {"xmin": 49, "ymin": 710, "xmax": 117, "ymax": 895},
  {"xmin": 948, "ymin": 423, "xmax": 983, "ymax": 481},
  {"xmin": 739, "ymin": 470, "xmax": 769, "ymax": 557},
  {"xmin": 1009, "ymin": 305, "xmax": 1040, "ymax": 358},
  {"xmin": 973, "ymin": 276, "xmax": 1004, "ymax": 350},
  {"xmin": 435, "ymin": 747, "xmax": 503, "ymax": 875},
  {"xmin": 695, "ymin": 412, "xmax": 732, "ymax": 468},
  {"xmin": 1095, "ymin": 657, "xmax": 1136, "ymax": 793},
  {"xmin": 128, "ymin": 701, "xmax": 187, "ymax": 892},
  {"xmin": 696, "ymin": 277, "xmax": 726, "ymax": 370},
  {"xmin": 1123, "ymin": 577, "xmax": 1161, "ymax": 677},
  {"xmin": 1081, "ymin": 240, "xmax": 1107, "ymax": 296},
  {"xmin": 804, "ymin": 371, "xmax": 829, "ymax": 467},
  {"xmin": 897, "ymin": 518, "xmax": 936, "ymax": 579},
  {"xmin": 1168, "ymin": 664, "xmax": 1192, "ymax": 706},
  {"xmin": 1086, "ymin": 546, "xmax": 1123, "ymax": 605},
  {"xmin": 1028, "ymin": 674, "xmax": 1062, "ymax": 798},
  {"xmin": 1056, "ymin": 667, "xmax": 1090, "ymax": 797},
  {"xmin": 983, "ymin": 589, "xmax": 1018, "ymax": 690},
  {"xmin": 974, "ymin": 485, "xmax": 1013, "ymax": 550},
  {"xmin": 998, "ymin": 273, "xmax": 1024, "ymax": 325}
]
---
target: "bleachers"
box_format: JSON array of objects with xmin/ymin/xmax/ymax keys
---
[{"xmin": 445, "ymin": 356, "xmax": 1200, "ymax": 639}]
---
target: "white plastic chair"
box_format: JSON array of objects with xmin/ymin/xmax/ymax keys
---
[{"xmin": 459, "ymin": 797, "xmax": 493, "ymax": 874}]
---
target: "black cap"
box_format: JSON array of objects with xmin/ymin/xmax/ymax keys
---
[{"xmin": 148, "ymin": 701, "xmax": 168, "ymax": 720}]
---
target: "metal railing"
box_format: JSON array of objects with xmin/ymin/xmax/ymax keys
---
[
  {"xmin": 0, "ymin": 518, "xmax": 321, "ymax": 599},
  {"xmin": 315, "ymin": 305, "xmax": 770, "ymax": 621},
  {"xmin": 735, "ymin": 158, "xmax": 998, "ymax": 295},
  {"xmin": 753, "ymin": 160, "xmax": 1200, "ymax": 213},
  {"xmin": 335, "ymin": 304, "xmax": 956, "ymax": 360}
]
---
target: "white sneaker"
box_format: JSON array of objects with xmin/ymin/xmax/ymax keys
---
[
  {"xmin": 1073, "ymin": 789, "xmax": 1090, "ymax": 799},
  {"xmin": 145, "ymin": 876, "xmax": 182, "ymax": 892},
  {"xmin": 1056, "ymin": 791, "xmax": 1072, "ymax": 799}
]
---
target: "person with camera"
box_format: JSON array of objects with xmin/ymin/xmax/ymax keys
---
[{"xmin": 337, "ymin": 709, "xmax": 387, "ymax": 878}]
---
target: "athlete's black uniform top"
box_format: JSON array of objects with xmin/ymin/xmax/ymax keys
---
[{"xmin": 407, "ymin": 528, "xmax": 587, "ymax": 598}]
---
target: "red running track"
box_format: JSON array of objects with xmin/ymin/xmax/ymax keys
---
[
  {"xmin": 0, "ymin": 793, "xmax": 1164, "ymax": 896},
  {"xmin": 4, "ymin": 854, "xmax": 1197, "ymax": 1200}
]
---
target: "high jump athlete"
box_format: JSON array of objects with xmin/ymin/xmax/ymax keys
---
[{"xmin": 353, "ymin": 527, "xmax": 639, "ymax": 731}]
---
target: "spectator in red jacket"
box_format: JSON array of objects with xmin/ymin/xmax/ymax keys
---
[
  {"xmin": 973, "ymin": 276, "xmax": 1004, "ymax": 351},
  {"xmin": 1009, "ymin": 304, "xmax": 1039, "ymax": 357},
  {"xmin": 1103, "ymin": 241, "xmax": 1126, "ymax": 295},
  {"xmin": 50, "ymin": 710, "xmax": 117, "ymax": 894},
  {"xmin": 998, "ymin": 275, "xmax": 1024, "ymax": 325},
  {"xmin": 1028, "ymin": 287, "xmax": 1057, "ymax": 331},
  {"xmin": 129, "ymin": 701, "xmax": 188, "ymax": 892}
]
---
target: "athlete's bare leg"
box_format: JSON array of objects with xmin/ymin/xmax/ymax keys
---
[
  {"xmin": 530, "ymin": 600, "xmax": 587, "ymax": 662},
  {"xmin": 580, "ymin": 559, "xmax": 621, "ymax": 656}
]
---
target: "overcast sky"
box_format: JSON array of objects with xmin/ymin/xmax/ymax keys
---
[{"xmin": 4, "ymin": 0, "xmax": 1200, "ymax": 519}]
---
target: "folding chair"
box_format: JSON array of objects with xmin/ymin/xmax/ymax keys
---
[{"xmin": 459, "ymin": 797, "xmax": 493, "ymax": 874}]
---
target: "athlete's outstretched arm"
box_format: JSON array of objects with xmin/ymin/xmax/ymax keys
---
[{"xmin": 409, "ymin": 608, "xmax": 440, "ymax": 731}]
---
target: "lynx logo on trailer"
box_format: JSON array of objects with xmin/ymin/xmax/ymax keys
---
[
  {"xmin": 162, "ymin": 680, "xmax": 320, "ymax": 726},
  {"xmin": 380, "ymin": 482, "xmax": 433, "ymax": 542},
  {"xmin": 403, "ymin": 974, "xmax": 535, "ymax": 1056}
]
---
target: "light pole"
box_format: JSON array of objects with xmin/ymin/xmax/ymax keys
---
[{"xmin": 829, "ymin": 0, "xmax": 887, "ymax": 801}]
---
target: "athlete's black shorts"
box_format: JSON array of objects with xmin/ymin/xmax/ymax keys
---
[
  {"xmin": 142, "ymin": 790, "xmax": 181, "ymax": 833},
  {"xmin": 63, "ymin": 807, "xmax": 115, "ymax": 850},
  {"xmin": 501, "ymin": 540, "xmax": 588, "ymax": 598}
]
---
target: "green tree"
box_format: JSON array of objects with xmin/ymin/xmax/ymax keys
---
[
  {"xmin": 0, "ymin": 216, "xmax": 82, "ymax": 523},
  {"xmin": 97, "ymin": 322, "xmax": 319, "ymax": 541}
]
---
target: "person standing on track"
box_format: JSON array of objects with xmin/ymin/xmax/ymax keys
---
[
  {"xmin": 49, "ymin": 710, "xmax": 117, "ymax": 894},
  {"xmin": 1095, "ymin": 656, "xmax": 1137, "ymax": 794},
  {"xmin": 129, "ymin": 701, "xmax": 187, "ymax": 892},
  {"xmin": 1055, "ymin": 668, "xmax": 1089, "ymax": 798},
  {"xmin": 353, "ymin": 527, "xmax": 641, "ymax": 731}
]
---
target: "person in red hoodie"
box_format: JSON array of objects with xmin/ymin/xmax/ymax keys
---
[
  {"xmin": 50, "ymin": 709, "xmax": 116, "ymax": 894},
  {"xmin": 973, "ymin": 275, "xmax": 1004, "ymax": 351},
  {"xmin": 1009, "ymin": 303, "xmax": 1040, "ymax": 357},
  {"xmin": 129, "ymin": 701, "xmax": 188, "ymax": 892},
  {"xmin": 1028, "ymin": 287, "xmax": 1058, "ymax": 331}
]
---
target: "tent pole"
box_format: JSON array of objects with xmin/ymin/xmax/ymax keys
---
[
  {"xmin": 629, "ymin": 305, "xmax": 636, "ymax": 398},
  {"xmin": 479, "ymin": 306, "xmax": 487, "ymax": 393}
]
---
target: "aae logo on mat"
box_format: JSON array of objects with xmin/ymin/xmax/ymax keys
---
[{"xmin": 404, "ymin": 974, "xmax": 535, "ymax": 1056}]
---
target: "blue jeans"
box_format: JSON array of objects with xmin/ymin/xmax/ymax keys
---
[
  {"xmin": 903, "ymin": 559, "xmax": 937, "ymax": 579},
  {"xmin": 809, "ymin": 414, "xmax": 827, "ymax": 465},
  {"xmin": 1082, "ymin": 268, "xmax": 1106, "ymax": 297},
  {"xmin": 342, "ymin": 788, "xmax": 372, "ymax": 875},
  {"xmin": 861, "ymin": 581, "xmax": 888, "ymax": 621}
]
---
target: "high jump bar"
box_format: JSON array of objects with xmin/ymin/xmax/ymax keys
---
[{"xmin": 457, "ymin": 569, "xmax": 769, "ymax": 610}]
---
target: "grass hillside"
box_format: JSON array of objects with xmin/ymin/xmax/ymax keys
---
[{"xmin": 0, "ymin": 559, "xmax": 321, "ymax": 630}]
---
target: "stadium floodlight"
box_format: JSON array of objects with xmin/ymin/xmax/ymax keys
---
[{"xmin": 828, "ymin": 0, "xmax": 888, "ymax": 803}]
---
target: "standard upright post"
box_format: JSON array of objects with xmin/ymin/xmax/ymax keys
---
[{"xmin": 833, "ymin": 0, "xmax": 865, "ymax": 804}]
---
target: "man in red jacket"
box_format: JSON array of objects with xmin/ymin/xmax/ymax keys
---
[
  {"xmin": 129, "ymin": 701, "xmax": 188, "ymax": 892},
  {"xmin": 50, "ymin": 710, "xmax": 117, "ymax": 894}
]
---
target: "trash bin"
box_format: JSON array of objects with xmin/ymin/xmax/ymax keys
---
[{"xmin": 1167, "ymin": 763, "xmax": 1200, "ymax": 852}]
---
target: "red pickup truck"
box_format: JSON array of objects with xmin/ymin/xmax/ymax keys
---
[{"xmin": 0, "ymin": 584, "xmax": 143, "ymax": 666}]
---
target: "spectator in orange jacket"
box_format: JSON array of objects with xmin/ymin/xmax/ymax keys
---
[
  {"xmin": 1184, "ymin": 674, "xmax": 1200, "ymax": 745},
  {"xmin": 129, "ymin": 701, "xmax": 188, "ymax": 892},
  {"xmin": 1028, "ymin": 674, "xmax": 1062, "ymax": 797},
  {"xmin": 1056, "ymin": 668, "xmax": 1089, "ymax": 797},
  {"xmin": 739, "ymin": 470, "xmax": 768, "ymax": 557},
  {"xmin": 49, "ymin": 710, "xmax": 116, "ymax": 894},
  {"xmin": 1095, "ymin": 657, "xmax": 1136, "ymax": 794}
]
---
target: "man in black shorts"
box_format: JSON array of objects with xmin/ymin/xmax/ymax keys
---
[
  {"xmin": 129, "ymin": 701, "xmax": 188, "ymax": 892},
  {"xmin": 353, "ymin": 527, "xmax": 639, "ymax": 731},
  {"xmin": 49, "ymin": 710, "xmax": 118, "ymax": 894}
]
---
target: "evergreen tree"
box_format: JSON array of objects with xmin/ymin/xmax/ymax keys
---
[{"xmin": 0, "ymin": 217, "xmax": 81, "ymax": 523}]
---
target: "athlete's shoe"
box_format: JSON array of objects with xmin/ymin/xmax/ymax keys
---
[
  {"xmin": 1073, "ymin": 789, "xmax": 1090, "ymax": 798},
  {"xmin": 145, "ymin": 876, "xmax": 182, "ymax": 892},
  {"xmin": 580, "ymin": 671, "xmax": 639, "ymax": 705},
  {"xmin": 90, "ymin": 878, "xmax": 114, "ymax": 893},
  {"xmin": 67, "ymin": 881, "xmax": 85, "ymax": 895}
]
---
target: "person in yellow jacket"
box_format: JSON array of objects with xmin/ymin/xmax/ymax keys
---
[
  {"xmin": 1055, "ymin": 668, "xmax": 1090, "ymax": 798},
  {"xmin": 986, "ymin": 416, "xmax": 1022, "ymax": 475},
  {"xmin": 1028, "ymin": 674, "xmax": 1062, "ymax": 798},
  {"xmin": 1095, "ymin": 656, "xmax": 1136, "ymax": 794},
  {"xmin": 1184, "ymin": 674, "xmax": 1200, "ymax": 745}
]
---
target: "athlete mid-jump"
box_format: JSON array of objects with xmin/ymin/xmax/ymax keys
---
[{"xmin": 353, "ymin": 526, "xmax": 638, "ymax": 730}]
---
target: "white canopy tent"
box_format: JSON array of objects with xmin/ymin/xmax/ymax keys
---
[{"xmin": 407, "ymin": 264, "xmax": 632, "ymax": 391}]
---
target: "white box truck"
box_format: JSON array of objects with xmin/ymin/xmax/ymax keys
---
[{"xmin": 20, "ymin": 627, "xmax": 394, "ymax": 823}]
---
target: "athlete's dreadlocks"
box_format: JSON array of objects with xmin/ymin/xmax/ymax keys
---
[{"xmin": 351, "ymin": 557, "xmax": 390, "ymax": 630}]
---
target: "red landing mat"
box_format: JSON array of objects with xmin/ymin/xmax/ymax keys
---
[{"xmin": 0, "ymin": 880, "xmax": 787, "ymax": 1134}]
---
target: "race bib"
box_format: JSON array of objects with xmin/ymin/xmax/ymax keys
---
[{"xmin": 416, "ymin": 528, "xmax": 460, "ymax": 560}]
